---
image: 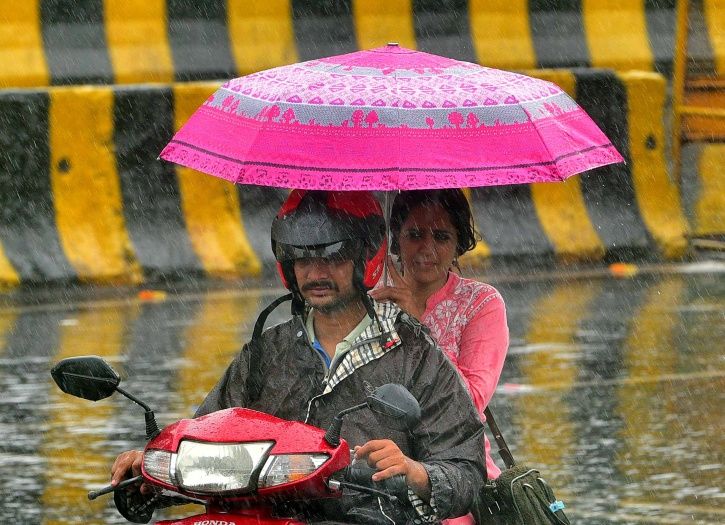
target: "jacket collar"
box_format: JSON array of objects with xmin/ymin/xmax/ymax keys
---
[{"xmin": 322, "ymin": 299, "xmax": 402, "ymax": 393}]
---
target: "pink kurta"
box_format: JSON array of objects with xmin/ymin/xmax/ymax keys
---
[{"xmin": 421, "ymin": 272, "xmax": 509, "ymax": 525}]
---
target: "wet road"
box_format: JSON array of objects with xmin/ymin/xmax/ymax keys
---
[{"xmin": 0, "ymin": 262, "xmax": 723, "ymax": 524}]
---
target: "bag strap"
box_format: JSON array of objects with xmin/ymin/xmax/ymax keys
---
[
  {"xmin": 484, "ymin": 406, "xmax": 516, "ymax": 469},
  {"xmin": 246, "ymin": 293, "xmax": 293, "ymax": 403},
  {"xmin": 252, "ymin": 293, "xmax": 294, "ymax": 341}
]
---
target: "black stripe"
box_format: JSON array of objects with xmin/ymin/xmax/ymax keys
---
[
  {"xmin": 0, "ymin": 91, "xmax": 75, "ymax": 282},
  {"xmin": 645, "ymin": 0, "xmax": 677, "ymax": 75},
  {"xmin": 291, "ymin": 0, "xmax": 357, "ymax": 61},
  {"xmin": 113, "ymin": 87, "xmax": 203, "ymax": 278},
  {"xmin": 469, "ymin": 185, "xmax": 554, "ymax": 259},
  {"xmin": 40, "ymin": 0, "xmax": 113, "ymax": 84},
  {"xmin": 171, "ymin": 139, "xmax": 616, "ymax": 173},
  {"xmin": 166, "ymin": 0, "xmax": 237, "ymax": 81},
  {"xmin": 3, "ymin": 310, "xmax": 66, "ymax": 361},
  {"xmin": 574, "ymin": 69, "xmax": 653, "ymax": 260},
  {"xmin": 686, "ymin": 0, "xmax": 717, "ymax": 76},
  {"xmin": 493, "ymin": 280, "xmax": 557, "ymax": 387},
  {"xmin": 236, "ymin": 185, "xmax": 287, "ymax": 276},
  {"xmin": 122, "ymin": 300, "xmax": 202, "ymax": 416},
  {"xmin": 678, "ymin": 142, "xmax": 703, "ymax": 225},
  {"xmin": 567, "ymin": 276, "xmax": 654, "ymax": 486},
  {"xmin": 529, "ymin": 0, "xmax": 590, "ymax": 68},
  {"xmin": 412, "ymin": 0, "xmax": 476, "ymax": 63},
  {"xmin": 1, "ymin": 308, "xmax": 66, "ymax": 508}
]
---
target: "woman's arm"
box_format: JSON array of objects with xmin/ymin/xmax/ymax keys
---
[{"xmin": 455, "ymin": 294, "xmax": 509, "ymax": 413}]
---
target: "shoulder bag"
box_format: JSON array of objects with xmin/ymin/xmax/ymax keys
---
[{"xmin": 473, "ymin": 406, "xmax": 571, "ymax": 525}]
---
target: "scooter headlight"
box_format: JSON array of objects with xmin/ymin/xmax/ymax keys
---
[
  {"xmin": 144, "ymin": 441, "xmax": 274, "ymax": 494},
  {"xmin": 258, "ymin": 454, "xmax": 330, "ymax": 488}
]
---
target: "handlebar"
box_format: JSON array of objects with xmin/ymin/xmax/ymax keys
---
[
  {"xmin": 343, "ymin": 460, "xmax": 409, "ymax": 497},
  {"xmin": 88, "ymin": 475, "xmax": 143, "ymax": 501}
]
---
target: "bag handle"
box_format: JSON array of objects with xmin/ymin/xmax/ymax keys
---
[{"xmin": 484, "ymin": 406, "xmax": 516, "ymax": 469}]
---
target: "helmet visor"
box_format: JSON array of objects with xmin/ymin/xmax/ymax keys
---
[{"xmin": 275, "ymin": 240, "xmax": 362, "ymax": 263}]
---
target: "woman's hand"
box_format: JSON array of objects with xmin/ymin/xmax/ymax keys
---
[
  {"xmin": 354, "ymin": 439, "xmax": 431, "ymax": 501},
  {"xmin": 368, "ymin": 257, "xmax": 424, "ymax": 319}
]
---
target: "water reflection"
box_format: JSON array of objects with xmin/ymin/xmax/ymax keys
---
[{"xmin": 0, "ymin": 270, "xmax": 722, "ymax": 524}]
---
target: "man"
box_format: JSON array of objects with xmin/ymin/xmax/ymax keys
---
[{"xmin": 112, "ymin": 190, "xmax": 486, "ymax": 524}]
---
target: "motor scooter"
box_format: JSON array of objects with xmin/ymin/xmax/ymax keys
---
[{"xmin": 51, "ymin": 355, "xmax": 421, "ymax": 524}]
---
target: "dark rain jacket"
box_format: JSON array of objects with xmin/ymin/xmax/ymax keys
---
[{"xmin": 195, "ymin": 299, "xmax": 486, "ymax": 524}]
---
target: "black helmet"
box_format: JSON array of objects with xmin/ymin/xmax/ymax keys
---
[{"xmin": 271, "ymin": 190, "xmax": 386, "ymax": 310}]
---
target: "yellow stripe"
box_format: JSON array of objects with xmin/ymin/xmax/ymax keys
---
[
  {"xmin": 582, "ymin": 0, "xmax": 654, "ymax": 71},
  {"xmin": 227, "ymin": 0, "xmax": 298, "ymax": 75},
  {"xmin": 615, "ymin": 278, "xmax": 684, "ymax": 490},
  {"xmin": 459, "ymin": 188, "xmax": 491, "ymax": 268},
  {"xmin": 0, "ymin": 309, "xmax": 18, "ymax": 356},
  {"xmin": 103, "ymin": 0, "xmax": 174, "ymax": 84},
  {"xmin": 158, "ymin": 291, "xmax": 263, "ymax": 520},
  {"xmin": 49, "ymin": 87, "xmax": 142, "ymax": 283},
  {"xmin": 695, "ymin": 144, "xmax": 725, "ymax": 236},
  {"xmin": 0, "ymin": 244, "xmax": 20, "ymax": 287},
  {"xmin": 173, "ymin": 82, "xmax": 262, "ymax": 278},
  {"xmin": 469, "ymin": 0, "xmax": 536, "ymax": 69},
  {"xmin": 527, "ymin": 70, "xmax": 605, "ymax": 261},
  {"xmin": 516, "ymin": 281, "xmax": 601, "ymax": 490},
  {"xmin": 42, "ymin": 304, "xmax": 138, "ymax": 524},
  {"xmin": 619, "ymin": 71, "xmax": 689, "ymax": 258},
  {"xmin": 704, "ymin": 0, "xmax": 725, "ymax": 75},
  {"xmin": 0, "ymin": 0, "xmax": 49, "ymax": 87},
  {"xmin": 174, "ymin": 291, "xmax": 262, "ymax": 415},
  {"xmin": 352, "ymin": 0, "xmax": 417, "ymax": 50}
]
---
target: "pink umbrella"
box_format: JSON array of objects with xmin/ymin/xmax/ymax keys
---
[{"xmin": 160, "ymin": 44, "xmax": 623, "ymax": 190}]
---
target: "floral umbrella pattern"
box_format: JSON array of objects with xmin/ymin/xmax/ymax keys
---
[{"xmin": 160, "ymin": 45, "xmax": 623, "ymax": 190}]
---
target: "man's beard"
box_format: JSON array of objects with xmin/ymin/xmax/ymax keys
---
[{"xmin": 302, "ymin": 280, "xmax": 360, "ymax": 314}]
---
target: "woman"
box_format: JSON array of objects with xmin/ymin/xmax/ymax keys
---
[{"xmin": 370, "ymin": 189, "xmax": 509, "ymax": 525}]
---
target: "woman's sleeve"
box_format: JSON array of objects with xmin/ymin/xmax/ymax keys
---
[{"xmin": 456, "ymin": 293, "xmax": 509, "ymax": 414}]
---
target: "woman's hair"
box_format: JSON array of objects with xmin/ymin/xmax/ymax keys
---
[{"xmin": 389, "ymin": 189, "xmax": 479, "ymax": 257}]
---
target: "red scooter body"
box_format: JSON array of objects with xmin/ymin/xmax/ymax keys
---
[
  {"xmin": 144, "ymin": 407, "xmax": 350, "ymax": 524},
  {"xmin": 50, "ymin": 356, "xmax": 417, "ymax": 525}
]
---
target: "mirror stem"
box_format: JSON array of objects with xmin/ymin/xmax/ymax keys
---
[
  {"xmin": 116, "ymin": 386, "xmax": 160, "ymax": 439},
  {"xmin": 325, "ymin": 402, "xmax": 367, "ymax": 446}
]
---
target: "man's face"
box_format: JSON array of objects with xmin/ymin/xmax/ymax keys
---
[{"xmin": 294, "ymin": 257, "xmax": 359, "ymax": 314}]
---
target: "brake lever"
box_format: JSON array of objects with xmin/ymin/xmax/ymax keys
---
[{"xmin": 327, "ymin": 479, "xmax": 399, "ymax": 502}]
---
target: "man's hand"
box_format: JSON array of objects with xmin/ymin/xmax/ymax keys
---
[
  {"xmin": 368, "ymin": 257, "xmax": 424, "ymax": 319},
  {"xmin": 354, "ymin": 439, "xmax": 431, "ymax": 501},
  {"xmin": 111, "ymin": 450, "xmax": 152, "ymax": 495}
]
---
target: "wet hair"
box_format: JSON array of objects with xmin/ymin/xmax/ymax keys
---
[{"xmin": 389, "ymin": 189, "xmax": 479, "ymax": 257}]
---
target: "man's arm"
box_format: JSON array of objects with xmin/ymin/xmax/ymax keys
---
[{"xmin": 404, "ymin": 323, "xmax": 488, "ymax": 520}]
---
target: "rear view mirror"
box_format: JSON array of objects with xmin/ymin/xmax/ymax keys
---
[
  {"xmin": 325, "ymin": 383, "xmax": 422, "ymax": 446},
  {"xmin": 367, "ymin": 384, "xmax": 421, "ymax": 432},
  {"xmin": 51, "ymin": 356, "xmax": 120, "ymax": 401}
]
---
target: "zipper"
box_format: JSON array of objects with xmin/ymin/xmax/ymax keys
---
[{"xmin": 303, "ymin": 318, "xmax": 399, "ymax": 424}]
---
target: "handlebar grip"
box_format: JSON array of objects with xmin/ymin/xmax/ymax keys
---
[
  {"xmin": 88, "ymin": 475, "xmax": 143, "ymax": 500},
  {"xmin": 345, "ymin": 462, "xmax": 409, "ymax": 495}
]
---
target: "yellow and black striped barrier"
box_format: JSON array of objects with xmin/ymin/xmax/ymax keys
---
[
  {"xmin": 467, "ymin": 68, "xmax": 690, "ymax": 263},
  {"xmin": 0, "ymin": 70, "xmax": 695, "ymax": 287},
  {"xmin": 0, "ymin": 0, "xmax": 722, "ymax": 88}
]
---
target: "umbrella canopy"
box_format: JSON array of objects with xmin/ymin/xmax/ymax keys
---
[{"xmin": 160, "ymin": 44, "xmax": 623, "ymax": 191}]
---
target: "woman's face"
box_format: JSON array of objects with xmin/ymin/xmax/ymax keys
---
[{"xmin": 397, "ymin": 203, "xmax": 458, "ymax": 288}]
